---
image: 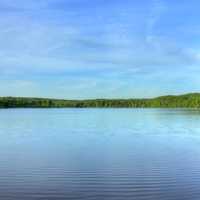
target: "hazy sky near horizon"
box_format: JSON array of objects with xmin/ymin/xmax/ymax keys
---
[{"xmin": 0, "ymin": 0, "xmax": 200, "ymax": 99}]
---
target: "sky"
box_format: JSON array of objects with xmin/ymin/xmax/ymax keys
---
[{"xmin": 0, "ymin": 0, "xmax": 200, "ymax": 99}]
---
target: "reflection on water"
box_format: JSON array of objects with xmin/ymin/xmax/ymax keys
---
[{"xmin": 0, "ymin": 109, "xmax": 200, "ymax": 200}]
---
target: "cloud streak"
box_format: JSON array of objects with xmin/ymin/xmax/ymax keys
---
[{"xmin": 0, "ymin": 0, "xmax": 200, "ymax": 98}]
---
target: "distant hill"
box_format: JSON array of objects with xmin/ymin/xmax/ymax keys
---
[{"xmin": 1, "ymin": 93, "xmax": 200, "ymax": 108}]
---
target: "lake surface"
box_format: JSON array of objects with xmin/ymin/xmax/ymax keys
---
[{"xmin": 0, "ymin": 109, "xmax": 200, "ymax": 200}]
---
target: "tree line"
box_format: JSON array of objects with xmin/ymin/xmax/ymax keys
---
[{"xmin": 1, "ymin": 93, "xmax": 200, "ymax": 108}]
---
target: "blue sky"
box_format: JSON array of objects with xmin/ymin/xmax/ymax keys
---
[{"xmin": 0, "ymin": 0, "xmax": 200, "ymax": 99}]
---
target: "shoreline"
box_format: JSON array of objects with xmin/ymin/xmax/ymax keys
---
[{"xmin": 1, "ymin": 93, "xmax": 200, "ymax": 108}]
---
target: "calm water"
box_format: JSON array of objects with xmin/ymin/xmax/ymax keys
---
[{"xmin": 0, "ymin": 109, "xmax": 200, "ymax": 200}]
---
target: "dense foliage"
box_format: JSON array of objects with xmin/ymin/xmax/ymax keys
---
[{"xmin": 1, "ymin": 93, "xmax": 200, "ymax": 108}]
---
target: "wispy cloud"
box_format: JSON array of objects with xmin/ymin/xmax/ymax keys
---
[
  {"xmin": 0, "ymin": 0, "xmax": 200, "ymax": 98},
  {"xmin": 146, "ymin": 0, "xmax": 166, "ymax": 44}
]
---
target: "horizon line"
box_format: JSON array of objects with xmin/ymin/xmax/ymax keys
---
[{"xmin": 1, "ymin": 92, "xmax": 200, "ymax": 101}]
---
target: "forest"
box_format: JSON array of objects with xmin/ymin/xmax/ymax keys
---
[{"xmin": 1, "ymin": 93, "xmax": 200, "ymax": 108}]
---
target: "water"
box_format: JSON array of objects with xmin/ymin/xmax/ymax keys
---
[{"xmin": 0, "ymin": 108, "xmax": 200, "ymax": 200}]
